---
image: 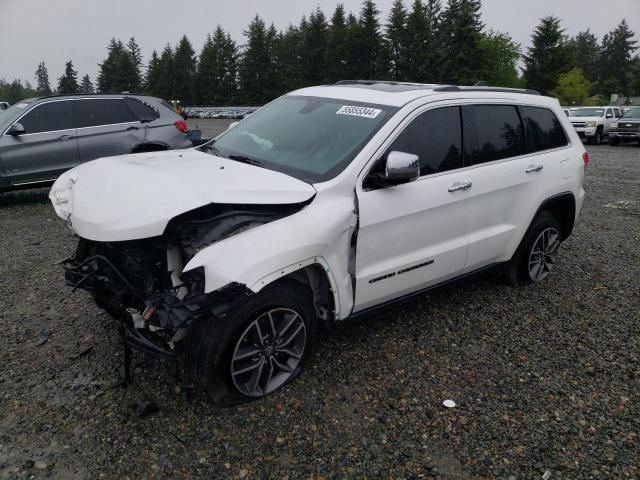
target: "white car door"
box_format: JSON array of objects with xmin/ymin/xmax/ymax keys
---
[
  {"xmin": 460, "ymin": 104, "xmax": 571, "ymax": 271},
  {"xmin": 354, "ymin": 105, "xmax": 472, "ymax": 311}
]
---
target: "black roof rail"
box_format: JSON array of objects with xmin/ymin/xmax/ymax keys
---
[{"xmin": 433, "ymin": 85, "xmax": 541, "ymax": 95}]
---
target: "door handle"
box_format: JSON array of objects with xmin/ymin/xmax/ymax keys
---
[
  {"xmin": 525, "ymin": 164, "xmax": 544, "ymax": 173},
  {"xmin": 57, "ymin": 134, "xmax": 74, "ymax": 141},
  {"xmin": 448, "ymin": 181, "xmax": 472, "ymax": 192},
  {"xmin": 126, "ymin": 125, "xmax": 140, "ymax": 131}
]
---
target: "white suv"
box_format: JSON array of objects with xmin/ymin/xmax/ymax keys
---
[
  {"xmin": 50, "ymin": 81, "xmax": 587, "ymax": 403},
  {"xmin": 568, "ymin": 106, "xmax": 623, "ymax": 144}
]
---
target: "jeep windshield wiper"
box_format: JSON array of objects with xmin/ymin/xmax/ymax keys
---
[{"xmin": 227, "ymin": 154, "xmax": 263, "ymax": 166}]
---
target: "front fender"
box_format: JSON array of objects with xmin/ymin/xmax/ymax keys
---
[{"xmin": 183, "ymin": 193, "xmax": 357, "ymax": 319}]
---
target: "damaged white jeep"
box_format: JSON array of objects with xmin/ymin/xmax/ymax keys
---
[{"xmin": 51, "ymin": 81, "xmax": 587, "ymax": 404}]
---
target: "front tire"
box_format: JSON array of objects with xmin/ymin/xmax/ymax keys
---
[
  {"xmin": 592, "ymin": 128, "xmax": 603, "ymax": 145},
  {"xmin": 186, "ymin": 283, "xmax": 316, "ymax": 405},
  {"xmin": 506, "ymin": 212, "xmax": 563, "ymax": 286}
]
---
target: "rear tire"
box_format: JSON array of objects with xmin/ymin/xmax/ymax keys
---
[
  {"xmin": 506, "ymin": 211, "xmax": 563, "ymax": 286},
  {"xmin": 186, "ymin": 283, "xmax": 316, "ymax": 405}
]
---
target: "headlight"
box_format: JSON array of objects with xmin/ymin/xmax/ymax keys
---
[
  {"xmin": 611, "ymin": 123, "xmax": 618, "ymax": 129},
  {"xmin": 586, "ymin": 121, "xmax": 597, "ymax": 127}
]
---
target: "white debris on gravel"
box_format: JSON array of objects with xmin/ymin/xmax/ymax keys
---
[{"xmin": 443, "ymin": 399, "xmax": 456, "ymax": 408}]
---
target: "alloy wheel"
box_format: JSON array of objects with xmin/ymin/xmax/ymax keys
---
[
  {"xmin": 231, "ymin": 308, "xmax": 307, "ymax": 397},
  {"xmin": 527, "ymin": 227, "xmax": 560, "ymax": 282}
]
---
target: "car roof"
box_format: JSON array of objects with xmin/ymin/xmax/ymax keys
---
[{"xmin": 290, "ymin": 80, "xmax": 543, "ymax": 108}]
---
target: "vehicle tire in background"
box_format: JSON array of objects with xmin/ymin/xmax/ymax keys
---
[
  {"xmin": 506, "ymin": 211, "xmax": 563, "ymax": 286},
  {"xmin": 609, "ymin": 138, "xmax": 619, "ymax": 146},
  {"xmin": 186, "ymin": 283, "xmax": 316, "ymax": 405},
  {"xmin": 591, "ymin": 127, "xmax": 603, "ymax": 145}
]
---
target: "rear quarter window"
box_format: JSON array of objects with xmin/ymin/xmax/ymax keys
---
[
  {"xmin": 519, "ymin": 106, "xmax": 568, "ymax": 152},
  {"xmin": 124, "ymin": 98, "xmax": 159, "ymax": 122}
]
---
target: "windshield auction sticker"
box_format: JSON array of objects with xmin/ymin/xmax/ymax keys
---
[{"xmin": 336, "ymin": 105, "xmax": 382, "ymax": 119}]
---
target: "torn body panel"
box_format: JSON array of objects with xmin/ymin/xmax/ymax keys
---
[{"xmin": 183, "ymin": 191, "xmax": 356, "ymax": 320}]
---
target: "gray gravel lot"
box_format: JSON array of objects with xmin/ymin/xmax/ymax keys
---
[{"xmin": 1, "ymin": 144, "xmax": 639, "ymax": 480}]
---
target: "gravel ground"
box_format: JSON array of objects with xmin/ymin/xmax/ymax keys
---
[{"xmin": 1, "ymin": 144, "xmax": 639, "ymax": 480}]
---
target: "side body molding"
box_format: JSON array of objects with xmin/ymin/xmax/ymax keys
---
[{"xmin": 183, "ymin": 192, "xmax": 357, "ymax": 320}]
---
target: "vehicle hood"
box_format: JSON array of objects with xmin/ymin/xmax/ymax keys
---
[
  {"xmin": 49, "ymin": 149, "xmax": 316, "ymax": 241},
  {"xmin": 568, "ymin": 116, "xmax": 602, "ymax": 123}
]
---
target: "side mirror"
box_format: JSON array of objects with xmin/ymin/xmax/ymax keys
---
[
  {"xmin": 382, "ymin": 151, "xmax": 420, "ymax": 184},
  {"xmin": 9, "ymin": 123, "xmax": 25, "ymax": 136}
]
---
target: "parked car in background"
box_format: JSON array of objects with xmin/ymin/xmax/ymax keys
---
[
  {"xmin": 609, "ymin": 107, "xmax": 640, "ymax": 145},
  {"xmin": 0, "ymin": 101, "xmax": 9, "ymax": 111},
  {"xmin": 0, "ymin": 94, "xmax": 192, "ymax": 192},
  {"xmin": 568, "ymin": 106, "xmax": 623, "ymax": 144},
  {"xmin": 51, "ymin": 81, "xmax": 586, "ymax": 404}
]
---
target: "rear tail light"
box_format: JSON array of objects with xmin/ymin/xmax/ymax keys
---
[
  {"xmin": 582, "ymin": 152, "xmax": 589, "ymax": 167},
  {"xmin": 174, "ymin": 120, "xmax": 188, "ymax": 133}
]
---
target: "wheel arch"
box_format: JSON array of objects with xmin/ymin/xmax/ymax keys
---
[
  {"xmin": 251, "ymin": 259, "xmax": 339, "ymax": 327},
  {"xmin": 533, "ymin": 192, "xmax": 576, "ymax": 240}
]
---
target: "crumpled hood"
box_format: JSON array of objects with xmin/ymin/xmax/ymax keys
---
[{"xmin": 49, "ymin": 149, "xmax": 316, "ymax": 241}]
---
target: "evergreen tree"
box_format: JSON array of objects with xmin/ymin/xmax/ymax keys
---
[
  {"xmin": 35, "ymin": 61, "xmax": 52, "ymax": 96},
  {"xmin": 628, "ymin": 56, "xmax": 640, "ymax": 96},
  {"xmin": 598, "ymin": 19, "xmax": 638, "ymax": 96},
  {"xmin": 479, "ymin": 31, "xmax": 522, "ymax": 87},
  {"xmin": 325, "ymin": 5, "xmax": 350, "ymax": 82},
  {"xmin": 405, "ymin": 0, "xmax": 441, "ymax": 82},
  {"xmin": 353, "ymin": 0, "xmax": 387, "ymax": 79},
  {"xmin": 300, "ymin": 7, "xmax": 329, "ymax": 85},
  {"xmin": 79, "ymin": 74, "xmax": 94, "ymax": 94},
  {"xmin": 127, "ymin": 37, "xmax": 143, "ymax": 90},
  {"xmin": 57, "ymin": 60, "xmax": 79, "ymax": 94},
  {"xmin": 239, "ymin": 15, "xmax": 274, "ymax": 104},
  {"xmin": 273, "ymin": 25, "xmax": 304, "ymax": 93},
  {"xmin": 523, "ymin": 16, "xmax": 570, "ymax": 95},
  {"xmin": 566, "ymin": 30, "xmax": 600, "ymax": 88},
  {"xmin": 145, "ymin": 50, "xmax": 162, "ymax": 96},
  {"xmin": 157, "ymin": 44, "xmax": 176, "ymax": 100},
  {"xmin": 196, "ymin": 27, "xmax": 239, "ymax": 105},
  {"xmin": 386, "ymin": 0, "xmax": 409, "ymax": 80},
  {"xmin": 439, "ymin": 0, "xmax": 485, "ymax": 84},
  {"xmin": 0, "ymin": 79, "xmax": 36, "ymax": 103},
  {"xmin": 173, "ymin": 35, "xmax": 197, "ymax": 103},
  {"xmin": 97, "ymin": 38, "xmax": 138, "ymax": 93}
]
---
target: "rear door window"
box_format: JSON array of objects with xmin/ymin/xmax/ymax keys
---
[
  {"xmin": 75, "ymin": 99, "xmax": 136, "ymax": 128},
  {"xmin": 19, "ymin": 101, "xmax": 73, "ymax": 134},
  {"xmin": 387, "ymin": 106, "xmax": 463, "ymax": 176},
  {"xmin": 519, "ymin": 106, "xmax": 569, "ymax": 152},
  {"xmin": 463, "ymin": 105, "xmax": 525, "ymax": 164}
]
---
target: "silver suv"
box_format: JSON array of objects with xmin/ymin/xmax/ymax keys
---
[{"xmin": 0, "ymin": 94, "xmax": 193, "ymax": 192}]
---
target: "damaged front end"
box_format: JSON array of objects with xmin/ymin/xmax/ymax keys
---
[{"xmin": 60, "ymin": 203, "xmax": 305, "ymax": 364}]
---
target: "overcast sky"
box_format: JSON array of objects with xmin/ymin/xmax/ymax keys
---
[{"xmin": 1, "ymin": 0, "xmax": 638, "ymax": 85}]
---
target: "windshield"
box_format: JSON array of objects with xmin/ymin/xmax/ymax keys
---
[
  {"xmin": 622, "ymin": 108, "xmax": 640, "ymax": 119},
  {"xmin": 200, "ymin": 96, "xmax": 396, "ymax": 182},
  {"xmin": 572, "ymin": 108, "xmax": 604, "ymax": 117},
  {"xmin": 0, "ymin": 101, "xmax": 33, "ymax": 133}
]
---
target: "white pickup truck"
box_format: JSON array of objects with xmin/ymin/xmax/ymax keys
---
[{"xmin": 568, "ymin": 106, "xmax": 623, "ymax": 144}]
